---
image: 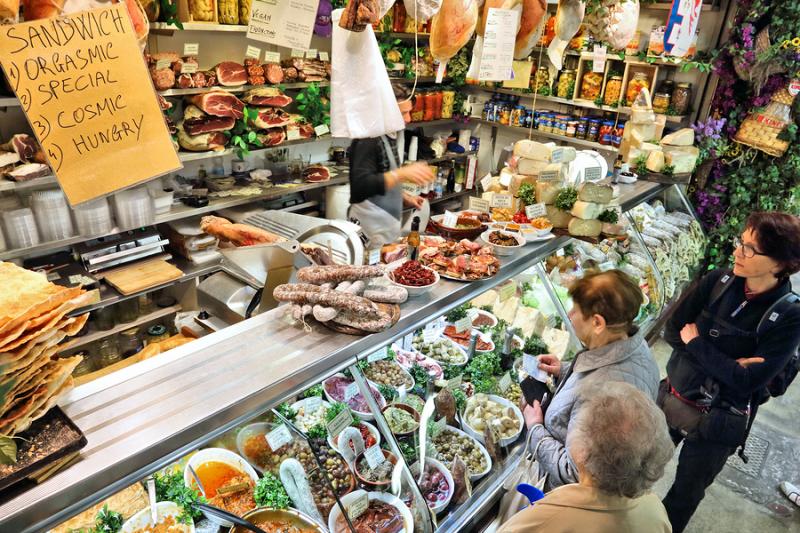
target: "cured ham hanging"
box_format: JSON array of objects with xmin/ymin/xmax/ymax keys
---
[
  {"xmin": 429, "ymin": 0, "xmax": 479, "ymax": 68},
  {"xmin": 514, "ymin": 0, "xmax": 547, "ymax": 59},
  {"xmin": 547, "ymin": 0, "xmax": 585, "ymax": 70}
]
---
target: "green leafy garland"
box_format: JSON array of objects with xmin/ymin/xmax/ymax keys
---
[{"xmin": 296, "ymin": 83, "xmax": 331, "ymax": 127}]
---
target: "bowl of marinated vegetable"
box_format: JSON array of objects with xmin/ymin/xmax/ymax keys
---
[
  {"xmin": 354, "ymin": 448, "xmax": 399, "ymax": 490},
  {"xmin": 412, "ymin": 335, "xmax": 469, "ymax": 366},
  {"xmin": 461, "ymin": 393, "xmax": 524, "ymax": 447},
  {"xmin": 363, "ymin": 358, "xmax": 415, "ymax": 391},
  {"xmin": 408, "ymin": 457, "xmax": 454, "ymax": 514},
  {"xmin": 480, "ymin": 229, "xmax": 525, "ymax": 256},
  {"xmin": 381, "ymin": 403, "xmax": 421, "ymax": 437},
  {"xmin": 431, "ymin": 425, "xmax": 492, "ymax": 482},
  {"xmin": 387, "ymin": 260, "xmax": 440, "ymax": 297}
]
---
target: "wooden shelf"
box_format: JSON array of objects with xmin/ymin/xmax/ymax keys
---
[
  {"xmin": 159, "ymin": 81, "xmax": 329, "ymax": 97},
  {"xmin": 178, "ymin": 135, "xmax": 327, "ymax": 163},
  {"xmin": 471, "ymin": 118, "xmax": 619, "ymax": 153},
  {"xmin": 59, "ymin": 305, "xmax": 182, "ymax": 353},
  {"xmin": 150, "ymin": 22, "xmax": 249, "ymax": 34},
  {"xmin": 0, "ymin": 175, "xmax": 58, "ymax": 192},
  {"xmin": 406, "ymin": 118, "xmax": 462, "ymax": 128}
]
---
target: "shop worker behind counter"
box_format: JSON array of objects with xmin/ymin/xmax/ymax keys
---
[
  {"xmin": 660, "ymin": 211, "xmax": 800, "ymax": 533},
  {"xmin": 348, "ymin": 83, "xmax": 435, "ymax": 248}
]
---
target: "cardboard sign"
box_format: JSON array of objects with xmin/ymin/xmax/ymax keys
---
[
  {"xmin": 245, "ymin": 45, "xmax": 262, "ymax": 59},
  {"xmin": 469, "ymin": 197, "xmax": 491, "ymax": 213},
  {"xmin": 455, "ymin": 316, "xmax": 472, "ymax": 334},
  {"xmin": 180, "ymin": 62, "xmax": 198, "ymax": 74},
  {"xmin": 326, "ymin": 408, "xmax": 353, "ymax": 437},
  {"xmin": 314, "ymin": 124, "xmax": 330, "ymax": 136},
  {"xmin": 503, "ymin": 60, "xmax": 533, "ymax": 90},
  {"xmin": 319, "ymin": 51, "xmax": 330, "ymax": 61},
  {"xmin": 155, "ymin": 58, "xmax": 171, "ymax": 70},
  {"xmin": 592, "ymin": 45, "xmax": 607, "ymax": 73},
  {"xmin": 422, "ymin": 328, "xmax": 439, "ymax": 343},
  {"xmin": 498, "ymin": 372, "xmax": 513, "ymax": 392},
  {"xmin": 525, "ymin": 203, "xmax": 547, "ymax": 219},
  {"xmin": 183, "ymin": 42, "xmax": 199, "ymax": 56},
  {"xmin": 492, "ymin": 193, "xmax": 513, "ymax": 209},
  {"xmin": 266, "ymin": 424, "xmax": 293, "ymax": 450},
  {"xmin": 480, "ymin": 173, "xmax": 493, "ymax": 192},
  {"xmin": 348, "ymin": 492, "xmax": 369, "ymax": 520},
  {"xmin": 306, "ymin": 48, "xmax": 317, "ymax": 59},
  {"xmin": 479, "ymin": 8, "xmax": 520, "ymax": 81},
  {"xmin": 364, "ymin": 445, "xmax": 386, "ymax": 469},
  {"xmin": 539, "ymin": 169, "xmax": 560, "ymax": 182},
  {"xmin": 442, "ymin": 210, "xmax": 459, "ymax": 228},
  {"xmin": 247, "ymin": 0, "xmax": 319, "ymax": 51},
  {"xmin": 584, "ymin": 165, "xmax": 603, "ymax": 181},
  {"xmin": 344, "ymin": 382, "xmax": 359, "ymax": 402},
  {"xmin": 665, "ymin": 0, "xmax": 702, "ymax": 57},
  {"xmin": 368, "ymin": 347, "xmax": 388, "ymax": 363},
  {"xmin": 0, "ymin": 6, "xmax": 181, "ymax": 206},
  {"xmin": 291, "ymin": 48, "xmax": 306, "ymax": 58},
  {"xmin": 305, "ymin": 395, "xmax": 322, "ymax": 413},
  {"xmin": 264, "ymin": 51, "xmax": 281, "ymax": 63}
]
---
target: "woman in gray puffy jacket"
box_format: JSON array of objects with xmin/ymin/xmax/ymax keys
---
[{"xmin": 523, "ymin": 269, "xmax": 661, "ymax": 490}]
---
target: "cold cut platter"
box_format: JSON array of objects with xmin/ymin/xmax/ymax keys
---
[{"xmin": 418, "ymin": 236, "xmax": 500, "ymax": 281}]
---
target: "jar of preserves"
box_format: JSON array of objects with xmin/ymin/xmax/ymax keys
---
[
  {"xmin": 511, "ymin": 106, "xmax": 522, "ymax": 127},
  {"xmin": 97, "ymin": 337, "xmax": 121, "ymax": 368},
  {"xmin": 557, "ymin": 69, "xmax": 576, "ymax": 98},
  {"xmin": 119, "ymin": 328, "xmax": 144, "ymax": 358},
  {"xmin": 93, "ymin": 306, "xmax": 115, "ymax": 331},
  {"xmin": 441, "ymin": 90, "xmax": 455, "ymax": 118},
  {"xmin": 603, "ymin": 75, "xmax": 623, "ymax": 106},
  {"xmin": 539, "ymin": 113, "xmax": 551, "ymax": 133},
  {"xmin": 576, "ymin": 117, "xmax": 589, "ymax": 139},
  {"xmin": 580, "ymin": 71, "xmax": 603, "ymax": 100},
  {"xmin": 566, "ymin": 120, "xmax": 578, "ymax": 137},
  {"xmin": 657, "ymin": 79, "xmax": 675, "ymax": 96},
  {"xmin": 587, "ymin": 118, "xmax": 601, "ymax": 141},
  {"xmin": 626, "ymin": 72, "xmax": 650, "ymax": 104},
  {"xmin": 413, "ymin": 94, "xmax": 426, "ymax": 122},
  {"xmin": 612, "ymin": 121, "xmax": 625, "ymax": 147},
  {"xmin": 115, "ymin": 299, "xmax": 139, "ymax": 324},
  {"xmin": 535, "ymin": 66, "xmax": 550, "ymax": 92},
  {"xmin": 498, "ymin": 105, "xmax": 509, "ymax": 125},
  {"xmin": 423, "ymin": 92, "xmax": 436, "ymax": 121},
  {"xmin": 137, "ymin": 292, "xmax": 155, "ymax": 315},
  {"xmin": 652, "ymin": 92, "xmax": 671, "ymax": 114},
  {"xmin": 599, "ymin": 120, "xmax": 615, "ymax": 145},
  {"xmin": 146, "ymin": 324, "xmax": 170, "ymax": 345},
  {"xmin": 672, "ymin": 82, "xmax": 692, "ymax": 115},
  {"xmin": 433, "ymin": 91, "xmax": 443, "ymax": 119},
  {"xmin": 72, "ymin": 351, "xmax": 95, "ymax": 377}
]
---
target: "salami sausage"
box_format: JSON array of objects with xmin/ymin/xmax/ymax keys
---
[
  {"xmin": 312, "ymin": 304, "xmax": 338, "ymax": 322},
  {"xmin": 273, "ymin": 284, "xmax": 380, "ymax": 317},
  {"xmin": 297, "ymin": 265, "xmax": 385, "ymax": 285},
  {"xmin": 332, "ymin": 309, "xmax": 392, "ymax": 332},
  {"xmin": 363, "ymin": 285, "xmax": 408, "ymax": 304}
]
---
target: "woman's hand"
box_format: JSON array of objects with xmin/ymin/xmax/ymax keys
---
[
  {"xmin": 736, "ymin": 357, "xmax": 765, "ymax": 367},
  {"xmin": 402, "ymin": 191, "xmax": 425, "ymax": 210},
  {"xmin": 522, "ymin": 400, "xmax": 544, "ymax": 429},
  {"xmin": 397, "ymin": 162, "xmax": 435, "ymax": 186},
  {"xmin": 538, "ymin": 354, "xmax": 561, "ymax": 377},
  {"xmin": 680, "ymin": 323, "xmax": 700, "ymax": 344}
]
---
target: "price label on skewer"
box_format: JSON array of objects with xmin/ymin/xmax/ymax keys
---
[
  {"xmin": 326, "ymin": 407, "xmax": 353, "ymax": 437},
  {"xmin": 264, "ymin": 51, "xmax": 281, "ymax": 63},
  {"xmin": 344, "ymin": 382, "xmax": 359, "ymax": 402},
  {"xmin": 183, "ymin": 43, "xmax": 199, "ymax": 56},
  {"xmin": 492, "ymin": 193, "xmax": 513, "ymax": 209},
  {"xmin": 245, "ymin": 45, "xmax": 262, "ymax": 59},
  {"xmin": 442, "ymin": 210, "xmax": 459, "ymax": 228},
  {"xmin": 319, "ymin": 51, "xmax": 330, "ymax": 61},
  {"xmin": 499, "ymin": 281, "xmax": 517, "ymax": 302},
  {"xmin": 348, "ymin": 492, "xmax": 369, "ymax": 520},
  {"xmin": 525, "ymin": 203, "xmax": 547, "ymax": 219},
  {"xmin": 155, "ymin": 59, "xmax": 171, "ymax": 70},
  {"xmin": 469, "ymin": 197, "xmax": 491, "ymax": 213},
  {"xmin": 364, "ymin": 445, "xmax": 386, "ymax": 469},
  {"xmin": 455, "ymin": 316, "xmax": 472, "ymax": 333},
  {"xmin": 266, "ymin": 424, "xmax": 292, "ymax": 451},
  {"xmin": 305, "ymin": 396, "xmax": 322, "ymax": 413},
  {"xmin": 498, "ymin": 372, "xmax": 513, "ymax": 392},
  {"xmin": 368, "ymin": 347, "xmax": 388, "ymax": 362},
  {"xmin": 181, "ymin": 62, "xmax": 198, "ymax": 74}
]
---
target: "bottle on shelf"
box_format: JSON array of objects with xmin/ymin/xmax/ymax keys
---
[{"xmin": 408, "ymin": 216, "xmax": 420, "ymax": 261}]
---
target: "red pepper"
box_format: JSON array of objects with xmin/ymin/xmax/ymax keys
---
[{"xmin": 513, "ymin": 211, "xmax": 530, "ymax": 224}]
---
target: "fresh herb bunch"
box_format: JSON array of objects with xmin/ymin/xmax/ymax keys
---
[
  {"xmin": 325, "ymin": 401, "xmax": 361, "ymax": 427},
  {"xmin": 409, "ymin": 363, "xmax": 430, "ymax": 396},
  {"xmin": 254, "ymin": 472, "xmax": 291, "ymax": 509},
  {"xmin": 302, "ymin": 384, "xmax": 324, "ymax": 398},
  {"xmin": 465, "ymin": 352, "xmax": 502, "ymax": 394},
  {"xmin": 516, "ymin": 182, "xmax": 536, "ymax": 206},
  {"xmin": 597, "ymin": 209, "xmax": 619, "ymax": 224},
  {"xmin": 447, "ymin": 46, "xmax": 471, "ymax": 86},
  {"xmin": 554, "ymin": 187, "xmax": 578, "ymax": 211},
  {"xmin": 441, "ymin": 363, "xmax": 462, "ymax": 380},
  {"xmin": 480, "ymin": 305, "xmax": 494, "ymax": 313},
  {"xmin": 154, "ymin": 470, "xmax": 205, "ymax": 523},
  {"xmin": 451, "ymin": 388, "xmax": 467, "ymax": 412},
  {"xmin": 296, "ymin": 83, "xmax": 330, "ymax": 128},
  {"xmin": 275, "ymin": 402, "xmax": 297, "ymax": 422},
  {"xmin": 661, "ymin": 164, "xmax": 675, "ymax": 176},
  {"xmin": 377, "ymin": 383, "xmax": 398, "ymax": 403},
  {"xmin": 307, "ymin": 424, "xmax": 327, "ymax": 440},
  {"xmin": 445, "ymin": 304, "xmax": 471, "ymax": 323},
  {"xmin": 633, "ymin": 154, "xmax": 648, "ymax": 175},
  {"xmin": 226, "ymin": 106, "xmax": 263, "ymax": 159},
  {"xmin": 398, "ymin": 439, "xmax": 417, "ymax": 463},
  {"xmin": 523, "ymin": 335, "xmax": 548, "ymax": 356},
  {"xmin": 92, "ymin": 505, "xmax": 123, "ymax": 533}
]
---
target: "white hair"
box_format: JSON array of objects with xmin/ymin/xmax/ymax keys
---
[{"xmin": 566, "ymin": 382, "xmax": 674, "ymax": 499}]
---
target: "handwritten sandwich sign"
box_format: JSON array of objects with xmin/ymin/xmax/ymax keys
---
[{"xmin": 0, "ymin": 5, "xmax": 181, "ymax": 206}]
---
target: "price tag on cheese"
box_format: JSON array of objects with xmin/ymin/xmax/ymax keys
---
[
  {"xmin": 468, "ymin": 197, "xmax": 491, "ymax": 213},
  {"xmin": 305, "ymin": 395, "xmax": 322, "ymax": 413},
  {"xmin": 291, "ymin": 48, "xmax": 305, "ymax": 58},
  {"xmin": 480, "ymin": 173, "xmax": 493, "ymax": 192},
  {"xmin": 454, "ymin": 316, "xmax": 472, "ymax": 333},
  {"xmin": 599, "ymin": 261, "xmax": 616, "ymax": 271},
  {"xmin": 368, "ymin": 248, "xmax": 381, "ymax": 265},
  {"xmin": 181, "ymin": 62, "xmax": 198, "ymax": 74},
  {"xmin": 492, "ymin": 193, "xmax": 513, "ymax": 209},
  {"xmin": 525, "ymin": 203, "xmax": 547, "ymax": 219},
  {"xmin": 539, "ymin": 169, "xmax": 560, "ymax": 182},
  {"xmin": 368, "ymin": 347, "xmax": 388, "ymax": 363},
  {"xmin": 442, "ymin": 210, "xmax": 459, "ymax": 228},
  {"xmin": 286, "ymin": 128, "xmax": 302, "ymax": 141},
  {"xmin": 155, "ymin": 58, "xmax": 171, "ymax": 70},
  {"xmin": 264, "ymin": 51, "xmax": 281, "ymax": 63},
  {"xmin": 326, "ymin": 407, "xmax": 353, "ymax": 437},
  {"xmin": 306, "ymin": 48, "xmax": 317, "ymax": 58},
  {"xmin": 523, "ymin": 354, "xmax": 549, "ymax": 382},
  {"xmin": 314, "ymin": 124, "xmax": 330, "ymax": 136},
  {"xmin": 266, "ymin": 424, "xmax": 292, "ymax": 451},
  {"xmin": 245, "ymin": 45, "xmax": 262, "ymax": 59},
  {"xmin": 446, "ymin": 375, "xmax": 462, "ymax": 390},
  {"xmin": 364, "ymin": 445, "xmax": 386, "ymax": 469},
  {"xmin": 499, "ymin": 281, "xmax": 517, "ymax": 302},
  {"xmin": 550, "ymin": 148, "xmax": 564, "ymax": 164},
  {"xmin": 584, "ymin": 166, "xmax": 602, "ymax": 181},
  {"xmin": 344, "ymin": 382, "xmax": 359, "ymax": 402},
  {"xmin": 348, "ymin": 492, "xmax": 369, "ymax": 520},
  {"xmin": 498, "ymin": 372, "xmax": 513, "ymax": 392},
  {"xmin": 467, "ymin": 308, "xmax": 479, "ymax": 321},
  {"xmin": 592, "ymin": 45, "xmax": 607, "ymax": 73},
  {"xmin": 183, "ymin": 42, "xmax": 199, "ymax": 56}
]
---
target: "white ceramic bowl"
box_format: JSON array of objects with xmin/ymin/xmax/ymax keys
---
[
  {"xmin": 471, "ymin": 309, "xmax": 498, "ymax": 328},
  {"xmin": 461, "ymin": 394, "xmax": 524, "ymax": 447},
  {"xmin": 411, "ymin": 457, "xmax": 455, "ymax": 515},
  {"xmin": 327, "ymin": 420, "xmax": 381, "ymax": 455},
  {"xmin": 413, "ymin": 336, "xmax": 469, "ymax": 366},
  {"xmin": 481, "ymin": 229, "xmax": 526, "ymax": 256},
  {"xmin": 328, "ymin": 490, "xmax": 414, "ymax": 533},
  {"xmin": 290, "ymin": 397, "xmax": 332, "ymax": 433},
  {"xmin": 364, "ymin": 360, "xmax": 416, "ymax": 392},
  {"xmin": 122, "ymin": 501, "xmax": 195, "ymax": 533},
  {"xmin": 434, "ymin": 425, "xmax": 492, "ymax": 481},
  {"xmin": 386, "ymin": 263, "xmax": 440, "ymax": 297},
  {"xmin": 323, "ymin": 373, "xmax": 386, "ymax": 421},
  {"xmin": 235, "ymin": 422, "xmax": 279, "ymax": 474},
  {"xmin": 183, "ymin": 448, "xmax": 259, "ymax": 527}
]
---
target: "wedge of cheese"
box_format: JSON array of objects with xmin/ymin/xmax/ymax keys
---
[
  {"xmin": 646, "ymin": 150, "xmax": 665, "ymax": 172},
  {"xmin": 536, "ymin": 181, "xmax": 562, "ymax": 204},
  {"xmin": 661, "ymin": 128, "xmax": 695, "ymax": 146},
  {"xmin": 517, "ymin": 159, "xmax": 564, "ymax": 177},
  {"xmin": 514, "ymin": 140, "xmax": 558, "ymax": 162},
  {"xmin": 512, "ymin": 306, "xmax": 547, "ymax": 338},
  {"xmin": 568, "ymin": 217, "xmax": 603, "ymax": 237},
  {"xmin": 509, "ymin": 174, "xmax": 537, "ymax": 197},
  {"xmin": 571, "ymin": 201, "xmax": 605, "ymax": 220},
  {"xmin": 546, "ymin": 205, "xmax": 573, "ymax": 228},
  {"xmin": 543, "ymin": 327, "xmax": 571, "ymax": 359},
  {"xmin": 494, "ymin": 295, "xmax": 519, "ymax": 324},
  {"xmin": 471, "ymin": 289, "xmax": 498, "ymax": 310},
  {"xmin": 578, "ymin": 182, "xmax": 613, "ymax": 203},
  {"xmin": 665, "ymin": 149, "xmax": 699, "ymax": 173}
]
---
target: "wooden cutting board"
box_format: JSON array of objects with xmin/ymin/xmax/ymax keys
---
[{"xmin": 103, "ymin": 259, "xmax": 184, "ymax": 295}]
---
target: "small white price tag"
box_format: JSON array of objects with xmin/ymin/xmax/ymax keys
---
[
  {"xmin": 592, "ymin": 45, "xmax": 607, "ymax": 74},
  {"xmin": 556, "ymin": 248, "xmax": 565, "ymax": 257},
  {"xmin": 348, "ymin": 492, "xmax": 369, "ymax": 520},
  {"xmin": 492, "ymin": 193, "xmax": 513, "ymax": 209},
  {"xmin": 584, "ymin": 166, "xmax": 602, "ymax": 181},
  {"xmin": 368, "ymin": 347, "xmax": 389, "ymax": 363},
  {"xmin": 446, "ymin": 375, "xmax": 462, "ymax": 390},
  {"xmin": 468, "ymin": 197, "xmax": 491, "ymax": 213},
  {"xmin": 364, "ymin": 445, "xmax": 386, "ymax": 469},
  {"xmin": 181, "ymin": 62, "xmax": 198, "ymax": 74},
  {"xmin": 455, "ymin": 316, "xmax": 472, "ymax": 333},
  {"xmin": 480, "ymin": 173, "xmax": 493, "ymax": 192},
  {"xmin": 498, "ymin": 372, "xmax": 513, "ymax": 393},
  {"xmin": 306, "ymin": 48, "xmax": 317, "ymax": 59},
  {"xmin": 305, "ymin": 396, "xmax": 322, "ymax": 413},
  {"xmin": 523, "ymin": 354, "xmax": 549, "ymax": 382},
  {"xmin": 368, "ymin": 248, "xmax": 381, "ymax": 265},
  {"xmin": 525, "ymin": 203, "xmax": 547, "ymax": 219},
  {"xmin": 550, "ymin": 148, "xmax": 564, "ymax": 164},
  {"xmin": 402, "ymin": 334, "xmax": 413, "ymax": 351},
  {"xmin": 539, "ymin": 169, "xmax": 560, "ymax": 182},
  {"xmin": 326, "ymin": 408, "xmax": 353, "ymax": 437},
  {"xmin": 319, "ymin": 51, "xmax": 330, "ymax": 61},
  {"xmin": 398, "ymin": 384, "xmax": 407, "ymax": 399},
  {"xmin": 599, "ymin": 261, "xmax": 616, "ymax": 271},
  {"xmin": 291, "ymin": 48, "xmax": 305, "ymax": 58},
  {"xmin": 264, "ymin": 51, "xmax": 281, "ymax": 63},
  {"xmin": 287, "ymin": 128, "xmax": 302, "ymax": 141},
  {"xmin": 266, "ymin": 424, "xmax": 292, "ymax": 451},
  {"xmin": 499, "ymin": 281, "xmax": 517, "ymax": 302},
  {"xmin": 183, "ymin": 42, "xmax": 199, "ymax": 56},
  {"xmin": 434, "ymin": 416, "xmax": 447, "ymax": 434},
  {"xmin": 442, "ymin": 210, "xmax": 459, "ymax": 228},
  {"xmin": 422, "ymin": 328, "xmax": 438, "ymax": 343},
  {"xmin": 344, "ymin": 382, "xmax": 360, "ymax": 402},
  {"xmin": 245, "ymin": 45, "xmax": 262, "ymax": 59},
  {"xmin": 314, "ymin": 124, "xmax": 330, "ymax": 136},
  {"xmin": 467, "ymin": 308, "xmax": 479, "ymax": 321},
  {"xmin": 155, "ymin": 58, "xmax": 171, "ymax": 70}
]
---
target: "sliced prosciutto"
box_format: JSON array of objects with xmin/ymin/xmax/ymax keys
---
[
  {"xmin": 303, "ymin": 165, "xmax": 330, "ymax": 182},
  {"xmin": 250, "ymin": 108, "xmax": 292, "ymax": 129},
  {"xmin": 215, "ymin": 61, "xmax": 248, "ymax": 86},
  {"xmin": 183, "ymin": 116, "xmax": 236, "ymax": 135},
  {"xmin": 257, "ymin": 128, "xmax": 287, "ymax": 147},
  {"xmin": 241, "ymin": 87, "xmax": 293, "ymax": 107},
  {"xmin": 188, "ymin": 90, "xmax": 245, "ymax": 119}
]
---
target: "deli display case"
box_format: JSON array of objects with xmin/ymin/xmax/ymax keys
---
[{"xmin": 0, "ymin": 181, "xmax": 703, "ymax": 533}]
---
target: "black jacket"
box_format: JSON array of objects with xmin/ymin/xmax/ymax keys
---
[{"xmin": 665, "ymin": 269, "xmax": 800, "ymax": 408}]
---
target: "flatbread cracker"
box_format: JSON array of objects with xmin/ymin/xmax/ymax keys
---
[
  {"xmin": 0, "ymin": 281, "xmax": 81, "ymax": 339},
  {"xmin": 0, "ymin": 292, "xmax": 92, "ymax": 353},
  {"xmin": 2, "ymin": 343, "xmax": 64, "ymax": 404}
]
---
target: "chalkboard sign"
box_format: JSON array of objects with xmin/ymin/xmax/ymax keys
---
[{"xmin": 0, "ymin": 6, "xmax": 181, "ymax": 206}]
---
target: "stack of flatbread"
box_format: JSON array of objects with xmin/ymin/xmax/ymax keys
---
[{"xmin": 0, "ymin": 262, "xmax": 92, "ymax": 437}]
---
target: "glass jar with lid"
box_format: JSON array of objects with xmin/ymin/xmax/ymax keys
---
[
  {"xmin": 115, "ymin": 298, "xmax": 139, "ymax": 324},
  {"xmin": 93, "ymin": 306, "xmax": 115, "ymax": 331},
  {"xmin": 653, "ymin": 92, "xmax": 671, "ymax": 114},
  {"xmin": 72, "ymin": 351, "xmax": 95, "ymax": 377},
  {"xmin": 657, "ymin": 79, "xmax": 675, "ymax": 96},
  {"xmin": 96, "ymin": 337, "xmax": 121, "ymax": 368},
  {"xmin": 137, "ymin": 292, "xmax": 155, "ymax": 316},
  {"xmin": 534, "ymin": 66, "xmax": 550, "ymax": 93},
  {"xmin": 119, "ymin": 328, "xmax": 144, "ymax": 358},
  {"xmin": 626, "ymin": 72, "xmax": 650, "ymax": 104},
  {"xmin": 146, "ymin": 324, "xmax": 170, "ymax": 345},
  {"xmin": 580, "ymin": 71, "xmax": 603, "ymax": 100},
  {"xmin": 672, "ymin": 82, "xmax": 692, "ymax": 115},
  {"xmin": 603, "ymin": 75, "xmax": 623, "ymax": 106},
  {"xmin": 557, "ymin": 69, "xmax": 576, "ymax": 98}
]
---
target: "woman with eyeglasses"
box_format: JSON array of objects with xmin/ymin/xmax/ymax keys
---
[{"xmin": 659, "ymin": 211, "xmax": 800, "ymax": 533}]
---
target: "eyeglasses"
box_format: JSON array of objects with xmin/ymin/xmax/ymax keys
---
[{"xmin": 733, "ymin": 237, "xmax": 767, "ymax": 259}]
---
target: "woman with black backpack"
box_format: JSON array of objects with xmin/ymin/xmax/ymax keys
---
[{"xmin": 659, "ymin": 211, "xmax": 800, "ymax": 533}]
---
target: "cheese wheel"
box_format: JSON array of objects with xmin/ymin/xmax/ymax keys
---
[
  {"xmin": 571, "ymin": 201, "xmax": 605, "ymax": 220},
  {"xmin": 568, "ymin": 217, "xmax": 602, "ymax": 237}
]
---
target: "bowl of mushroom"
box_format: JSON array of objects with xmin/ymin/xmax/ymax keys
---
[{"xmin": 461, "ymin": 393, "xmax": 524, "ymax": 447}]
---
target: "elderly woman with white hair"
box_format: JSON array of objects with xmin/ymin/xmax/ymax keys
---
[{"xmin": 499, "ymin": 382, "xmax": 674, "ymax": 532}]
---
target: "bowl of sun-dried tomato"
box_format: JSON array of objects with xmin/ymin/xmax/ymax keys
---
[{"xmin": 387, "ymin": 260, "xmax": 440, "ymax": 297}]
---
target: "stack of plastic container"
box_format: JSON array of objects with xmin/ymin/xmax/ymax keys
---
[
  {"xmin": 73, "ymin": 197, "xmax": 115, "ymax": 236},
  {"xmin": 30, "ymin": 189, "xmax": 75, "ymax": 241},
  {"xmin": 3, "ymin": 208, "xmax": 40, "ymax": 248},
  {"xmin": 113, "ymin": 187, "xmax": 154, "ymax": 229}
]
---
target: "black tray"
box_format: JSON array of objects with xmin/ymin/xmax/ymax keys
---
[{"xmin": 0, "ymin": 406, "xmax": 87, "ymax": 492}]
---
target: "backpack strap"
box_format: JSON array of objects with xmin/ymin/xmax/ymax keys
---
[
  {"xmin": 756, "ymin": 292, "xmax": 800, "ymax": 336},
  {"xmin": 708, "ymin": 270, "xmax": 736, "ymax": 310}
]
